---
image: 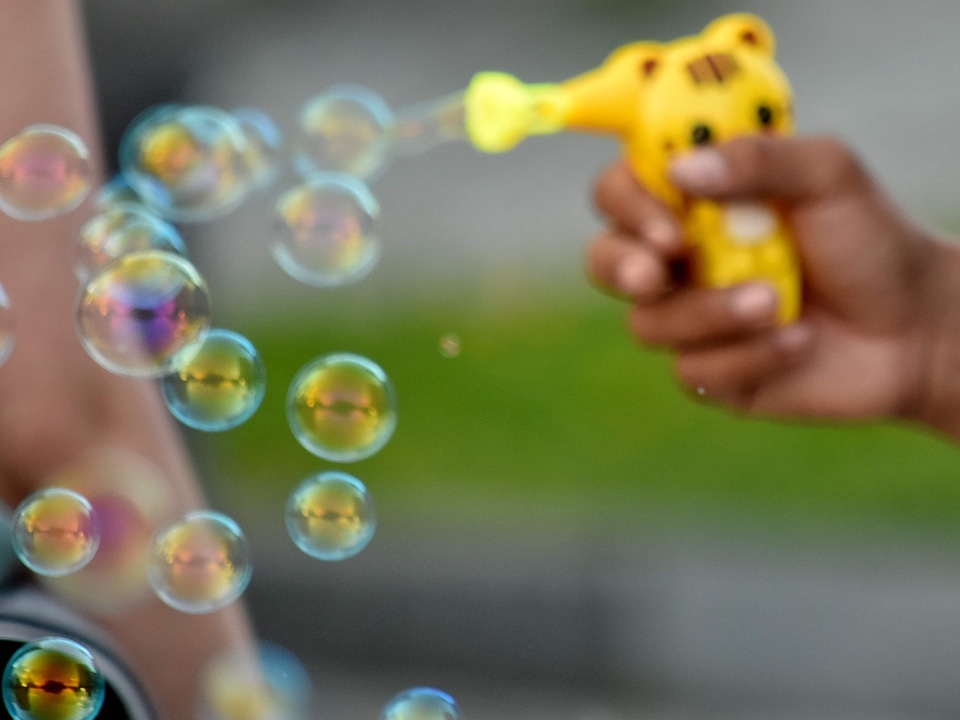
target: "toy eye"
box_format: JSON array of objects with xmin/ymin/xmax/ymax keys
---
[
  {"xmin": 758, "ymin": 104, "xmax": 774, "ymax": 127},
  {"xmin": 691, "ymin": 124, "xmax": 712, "ymax": 146}
]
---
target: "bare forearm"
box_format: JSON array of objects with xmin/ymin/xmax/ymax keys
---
[{"xmin": 0, "ymin": 3, "xmax": 256, "ymax": 717}]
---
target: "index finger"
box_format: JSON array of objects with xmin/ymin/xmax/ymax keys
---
[{"xmin": 592, "ymin": 160, "xmax": 685, "ymax": 254}]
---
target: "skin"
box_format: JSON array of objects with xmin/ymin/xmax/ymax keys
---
[
  {"xmin": 587, "ymin": 133, "xmax": 960, "ymax": 440},
  {"xmin": 0, "ymin": 3, "xmax": 258, "ymax": 717}
]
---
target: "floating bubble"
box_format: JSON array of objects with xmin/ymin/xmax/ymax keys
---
[
  {"xmin": 95, "ymin": 173, "xmax": 143, "ymax": 210},
  {"xmin": 232, "ymin": 108, "xmax": 283, "ymax": 193},
  {"xmin": 2, "ymin": 637, "xmax": 105, "ymax": 720},
  {"xmin": 286, "ymin": 472, "xmax": 375, "ymax": 561},
  {"xmin": 148, "ymin": 510, "xmax": 252, "ymax": 614},
  {"xmin": 74, "ymin": 203, "xmax": 187, "ymax": 283},
  {"xmin": 381, "ymin": 688, "xmax": 463, "ymax": 720},
  {"xmin": 287, "ymin": 353, "xmax": 397, "ymax": 462},
  {"xmin": 0, "ymin": 283, "xmax": 12, "ymax": 367},
  {"xmin": 0, "ymin": 125, "xmax": 91, "ymax": 221},
  {"xmin": 295, "ymin": 85, "xmax": 394, "ymax": 180},
  {"xmin": 162, "ymin": 328, "xmax": 266, "ymax": 432},
  {"xmin": 11, "ymin": 488, "xmax": 100, "ymax": 578},
  {"xmin": 119, "ymin": 104, "xmax": 250, "ymax": 222},
  {"xmin": 75, "ymin": 249, "xmax": 211, "ymax": 378},
  {"xmin": 438, "ymin": 334, "xmax": 461, "ymax": 358},
  {"xmin": 202, "ymin": 642, "xmax": 311, "ymax": 720},
  {"xmin": 272, "ymin": 173, "xmax": 380, "ymax": 287}
]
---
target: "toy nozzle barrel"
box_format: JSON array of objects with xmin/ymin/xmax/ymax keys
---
[{"xmin": 463, "ymin": 72, "xmax": 566, "ymax": 153}]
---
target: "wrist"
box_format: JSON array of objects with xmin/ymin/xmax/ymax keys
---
[{"xmin": 904, "ymin": 234, "xmax": 960, "ymax": 439}]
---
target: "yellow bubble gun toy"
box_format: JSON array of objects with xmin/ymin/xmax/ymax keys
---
[{"xmin": 462, "ymin": 13, "xmax": 800, "ymax": 324}]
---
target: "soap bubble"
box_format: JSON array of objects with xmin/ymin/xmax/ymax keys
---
[
  {"xmin": 0, "ymin": 124, "xmax": 91, "ymax": 221},
  {"xmin": 11, "ymin": 488, "xmax": 100, "ymax": 577},
  {"xmin": 438, "ymin": 334, "xmax": 460, "ymax": 358},
  {"xmin": 232, "ymin": 108, "xmax": 283, "ymax": 193},
  {"xmin": 119, "ymin": 104, "xmax": 250, "ymax": 222},
  {"xmin": 286, "ymin": 471, "xmax": 375, "ymax": 561},
  {"xmin": 380, "ymin": 688, "xmax": 463, "ymax": 720},
  {"xmin": 2, "ymin": 637, "xmax": 105, "ymax": 720},
  {"xmin": 95, "ymin": 173, "xmax": 143, "ymax": 210},
  {"xmin": 295, "ymin": 85, "xmax": 394, "ymax": 181},
  {"xmin": 287, "ymin": 353, "xmax": 397, "ymax": 462},
  {"xmin": 272, "ymin": 173, "xmax": 380, "ymax": 287},
  {"xmin": 162, "ymin": 328, "xmax": 266, "ymax": 432},
  {"xmin": 74, "ymin": 204, "xmax": 187, "ymax": 282},
  {"xmin": 148, "ymin": 510, "xmax": 252, "ymax": 614},
  {"xmin": 0, "ymin": 283, "xmax": 12, "ymax": 368},
  {"xmin": 201, "ymin": 642, "xmax": 311, "ymax": 720},
  {"xmin": 75, "ymin": 249, "xmax": 211, "ymax": 378}
]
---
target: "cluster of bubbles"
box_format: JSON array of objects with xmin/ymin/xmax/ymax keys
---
[
  {"xmin": 2, "ymin": 637, "xmax": 105, "ymax": 720},
  {"xmin": 0, "ymin": 79, "xmax": 472, "ymax": 717}
]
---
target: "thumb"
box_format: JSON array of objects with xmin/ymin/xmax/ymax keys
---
[{"xmin": 668, "ymin": 134, "xmax": 872, "ymax": 203}]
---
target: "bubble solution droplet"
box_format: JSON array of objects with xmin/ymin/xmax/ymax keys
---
[
  {"xmin": 162, "ymin": 328, "xmax": 266, "ymax": 432},
  {"xmin": 75, "ymin": 249, "xmax": 211, "ymax": 378},
  {"xmin": 380, "ymin": 687, "xmax": 463, "ymax": 720},
  {"xmin": 0, "ymin": 124, "xmax": 91, "ymax": 221},
  {"xmin": 286, "ymin": 472, "xmax": 376, "ymax": 561},
  {"xmin": 286, "ymin": 353, "xmax": 397, "ymax": 462},
  {"xmin": 0, "ymin": 282, "xmax": 13, "ymax": 368},
  {"xmin": 119, "ymin": 104, "xmax": 250, "ymax": 222},
  {"xmin": 74, "ymin": 204, "xmax": 187, "ymax": 283},
  {"xmin": 12, "ymin": 488, "xmax": 100, "ymax": 577},
  {"xmin": 2, "ymin": 637, "xmax": 105, "ymax": 720},
  {"xmin": 295, "ymin": 85, "xmax": 394, "ymax": 180},
  {"xmin": 148, "ymin": 510, "xmax": 252, "ymax": 614},
  {"xmin": 272, "ymin": 173, "xmax": 381, "ymax": 288}
]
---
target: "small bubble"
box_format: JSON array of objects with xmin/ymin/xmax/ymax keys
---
[
  {"xmin": 12, "ymin": 488, "xmax": 100, "ymax": 577},
  {"xmin": 295, "ymin": 85, "xmax": 394, "ymax": 181},
  {"xmin": 286, "ymin": 353, "xmax": 397, "ymax": 463},
  {"xmin": 2, "ymin": 637, "xmax": 105, "ymax": 720},
  {"xmin": 272, "ymin": 173, "xmax": 380, "ymax": 287},
  {"xmin": 0, "ymin": 282, "xmax": 13, "ymax": 368},
  {"xmin": 232, "ymin": 107, "xmax": 283, "ymax": 193},
  {"xmin": 162, "ymin": 328, "xmax": 266, "ymax": 432},
  {"xmin": 119, "ymin": 104, "xmax": 250, "ymax": 222},
  {"xmin": 286, "ymin": 471, "xmax": 376, "ymax": 561},
  {"xmin": 438, "ymin": 334, "xmax": 461, "ymax": 358},
  {"xmin": 0, "ymin": 125, "xmax": 91, "ymax": 221},
  {"xmin": 381, "ymin": 687, "xmax": 463, "ymax": 720},
  {"xmin": 148, "ymin": 510, "xmax": 252, "ymax": 614}
]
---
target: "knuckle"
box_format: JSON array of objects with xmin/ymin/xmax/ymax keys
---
[{"xmin": 809, "ymin": 136, "xmax": 867, "ymax": 192}]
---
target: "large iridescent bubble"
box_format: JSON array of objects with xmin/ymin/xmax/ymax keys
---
[
  {"xmin": 11, "ymin": 488, "xmax": 100, "ymax": 577},
  {"xmin": 75, "ymin": 249, "xmax": 211, "ymax": 378},
  {"xmin": 119, "ymin": 104, "xmax": 250, "ymax": 222},
  {"xmin": 272, "ymin": 173, "xmax": 381, "ymax": 287},
  {"xmin": 285, "ymin": 471, "xmax": 376, "ymax": 561},
  {"xmin": 148, "ymin": 510, "xmax": 252, "ymax": 614},
  {"xmin": 286, "ymin": 353, "xmax": 397, "ymax": 462},
  {"xmin": 0, "ymin": 125, "xmax": 91, "ymax": 221},
  {"xmin": 380, "ymin": 688, "xmax": 463, "ymax": 720},
  {"xmin": 0, "ymin": 282, "xmax": 13, "ymax": 368},
  {"xmin": 2, "ymin": 637, "xmax": 105, "ymax": 720},
  {"xmin": 162, "ymin": 328, "xmax": 266, "ymax": 432},
  {"xmin": 74, "ymin": 204, "xmax": 187, "ymax": 283},
  {"xmin": 295, "ymin": 85, "xmax": 394, "ymax": 181}
]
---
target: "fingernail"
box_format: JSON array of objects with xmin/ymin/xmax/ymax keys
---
[
  {"xmin": 731, "ymin": 283, "xmax": 776, "ymax": 322},
  {"xmin": 643, "ymin": 219, "xmax": 680, "ymax": 250},
  {"xmin": 670, "ymin": 149, "xmax": 730, "ymax": 192},
  {"xmin": 617, "ymin": 254, "xmax": 660, "ymax": 297},
  {"xmin": 775, "ymin": 322, "xmax": 813, "ymax": 354}
]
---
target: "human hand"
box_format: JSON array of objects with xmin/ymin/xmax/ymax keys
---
[{"xmin": 587, "ymin": 134, "xmax": 954, "ymax": 424}]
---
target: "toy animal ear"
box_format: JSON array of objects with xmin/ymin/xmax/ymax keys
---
[
  {"xmin": 703, "ymin": 13, "xmax": 777, "ymax": 57},
  {"xmin": 602, "ymin": 41, "xmax": 663, "ymax": 82}
]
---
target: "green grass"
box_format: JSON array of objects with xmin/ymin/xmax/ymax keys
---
[{"xmin": 193, "ymin": 278, "xmax": 960, "ymax": 541}]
